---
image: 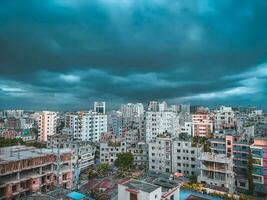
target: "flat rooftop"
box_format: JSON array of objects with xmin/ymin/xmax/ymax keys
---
[
  {"xmin": 0, "ymin": 145, "xmax": 72, "ymax": 163},
  {"xmin": 123, "ymin": 180, "xmax": 159, "ymax": 193}
]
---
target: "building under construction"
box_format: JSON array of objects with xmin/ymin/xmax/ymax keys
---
[{"xmin": 0, "ymin": 145, "xmax": 73, "ymax": 200}]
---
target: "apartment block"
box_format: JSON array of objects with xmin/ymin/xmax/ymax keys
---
[
  {"xmin": 128, "ymin": 142, "xmax": 149, "ymax": 170},
  {"xmin": 65, "ymin": 111, "xmax": 107, "ymax": 142},
  {"xmin": 146, "ymin": 111, "xmax": 179, "ymax": 142},
  {"xmin": 100, "ymin": 138, "xmax": 127, "ymax": 165},
  {"xmin": 198, "ymin": 152, "xmax": 235, "ymax": 193},
  {"xmin": 214, "ymin": 106, "xmax": 235, "ymax": 131},
  {"xmin": 250, "ymin": 138, "xmax": 267, "ymax": 197},
  {"xmin": 172, "ymin": 138, "xmax": 201, "ymax": 176},
  {"xmin": 0, "ymin": 146, "xmax": 73, "ymax": 200},
  {"xmin": 192, "ymin": 112, "xmax": 213, "ymax": 137},
  {"xmin": 38, "ymin": 111, "xmax": 57, "ymax": 142}
]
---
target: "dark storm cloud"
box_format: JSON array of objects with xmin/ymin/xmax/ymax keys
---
[{"xmin": 0, "ymin": 0, "xmax": 267, "ymax": 109}]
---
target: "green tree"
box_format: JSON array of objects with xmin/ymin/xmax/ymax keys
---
[
  {"xmin": 188, "ymin": 175, "xmax": 197, "ymax": 183},
  {"xmin": 96, "ymin": 163, "xmax": 109, "ymax": 176},
  {"xmin": 88, "ymin": 168, "xmax": 97, "ymax": 179},
  {"xmin": 0, "ymin": 137, "xmax": 25, "ymax": 147},
  {"xmin": 115, "ymin": 152, "xmax": 134, "ymax": 170},
  {"xmin": 247, "ymin": 147, "xmax": 254, "ymax": 196}
]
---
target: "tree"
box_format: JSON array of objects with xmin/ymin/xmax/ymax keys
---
[
  {"xmin": 115, "ymin": 152, "xmax": 134, "ymax": 170},
  {"xmin": 188, "ymin": 175, "xmax": 197, "ymax": 183},
  {"xmin": 0, "ymin": 137, "xmax": 25, "ymax": 147},
  {"xmin": 247, "ymin": 147, "xmax": 254, "ymax": 196},
  {"xmin": 96, "ymin": 163, "xmax": 109, "ymax": 176},
  {"xmin": 88, "ymin": 168, "xmax": 97, "ymax": 179}
]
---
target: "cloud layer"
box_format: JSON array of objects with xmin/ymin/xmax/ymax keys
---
[{"xmin": 0, "ymin": 0, "xmax": 267, "ymax": 110}]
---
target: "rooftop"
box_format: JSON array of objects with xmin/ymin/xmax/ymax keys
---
[
  {"xmin": 0, "ymin": 145, "xmax": 72, "ymax": 163},
  {"xmin": 122, "ymin": 179, "xmax": 160, "ymax": 193}
]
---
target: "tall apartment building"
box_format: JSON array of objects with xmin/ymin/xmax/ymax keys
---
[
  {"xmin": 172, "ymin": 137, "xmax": 202, "ymax": 176},
  {"xmin": 149, "ymin": 133, "xmax": 202, "ymax": 175},
  {"xmin": 250, "ymin": 138, "xmax": 267, "ymax": 197},
  {"xmin": 0, "ymin": 146, "xmax": 73, "ymax": 200},
  {"xmin": 38, "ymin": 111, "xmax": 57, "ymax": 142},
  {"xmin": 198, "ymin": 152, "xmax": 235, "ymax": 193},
  {"xmin": 94, "ymin": 101, "xmax": 106, "ymax": 114},
  {"xmin": 192, "ymin": 113, "xmax": 213, "ymax": 137},
  {"xmin": 100, "ymin": 138, "xmax": 127, "ymax": 165},
  {"xmin": 81, "ymin": 112, "xmax": 107, "ymax": 142},
  {"xmin": 65, "ymin": 111, "xmax": 107, "ymax": 142},
  {"xmin": 120, "ymin": 103, "xmax": 144, "ymax": 119},
  {"xmin": 145, "ymin": 111, "xmax": 179, "ymax": 142},
  {"xmin": 214, "ymin": 106, "xmax": 235, "ymax": 130},
  {"xmin": 128, "ymin": 142, "xmax": 149, "ymax": 170},
  {"xmin": 210, "ymin": 135, "xmax": 250, "ymax": 193},
  {"xmin": 46, "ymin": 134, "xmax": 96, "ymax": 171},
  {"xmin": 149, "ymin": 134, "xmax": 172, "ymax": 173},
  {"xmin": 148, "ymin": 101, "xmax": 158, "ymax": 111},
  {"xmin": 159, "ymin": 101, "xmax": 168, "ymax": 112}
]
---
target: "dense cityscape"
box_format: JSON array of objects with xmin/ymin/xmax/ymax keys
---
[
  {"xmin": 1, "ymin": 1, "xmax": 267, "ymax": 200},
  {"xmin": 0, "ymin": 102, "xmax": 266, "ymax": 200}
]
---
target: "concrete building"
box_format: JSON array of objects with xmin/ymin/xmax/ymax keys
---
[
  {"xmin": 149, "ymin": 133, "xmax": 202, "ymax": 176},
  {"xmin": 46, "ymin": 134, "xmax": 96, "ymax": 171},
  {"xmin": 100, "ymin": 138, "xmax": 127, "ymax": 165},
  {"xmin": 214, "ymin": 106, "xmax": 235, "ymax": 131},
  {"xmin": 94, "ymin": 101, "xmax": 106, "ymax": 114},
  {"xmin": 145, "ymin": 111, "xmax": 179, "ymax": 142},
  {"xmin": 65, "ymin": 111, "xmax": 107, "ymax": 142},
  {"xmin": 118, "ymin": 180, "xmax": 161, "ymax": 200},
  {"xmin": 159, "ymin": 101, "xmax": 168, "ymax": 112},
  {"xmin": 128, "ymin": 142, "xmax": 149, "ymax": 170},
  {"xmin": 118, "ymin": 179, "xmax": 179, "ymax": 200},
  {"xmin": 0, "ymin": 146, "xmax": 73, "ymax": 200},
  {"xmin": 38, "ymin": 111, "xmax": 57, "ymax": 142},
  {"xmin": 198, "ymin": 152, "xmax": 235, "ymax": 193},
  {"xmin": 148, "ymin": 101, "xmax": 158, "ymax": 112},
  {"xmin": 172, "ymin": 137, "xmax": 202, "ymax": 176},
  {"xmin": 250, "ymin": 138, "xmax": 267, "ymax": 197},
  {"xmin": 178, "ymin": 122, "xmax": 192, "ymax": 136},
  {"xmin": 192, "ymin": 113, "xmax": 213, "ymax": 137},
  {"xmin": 149, "ymin": 134, "xmax": 172, "ymax": 173}
]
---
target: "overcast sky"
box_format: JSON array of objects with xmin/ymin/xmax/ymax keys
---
[{"xmin": 0, "ymin": 0, "xmax": 267, "ymax": 110}]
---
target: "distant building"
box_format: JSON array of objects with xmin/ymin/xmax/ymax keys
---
[
  {"xmin": 192, "ymin": 113, "xmax": 213, "ymax": 137},
  {"xmin": 94, "ymin": 101, "xmax": 106, "ymax": 114},
  {"xmin": 38, "ymin": 111, "xmax": 57, "ymax": 142},
  {"xmin": 65, "ymin": 111, "xmax": 107, "ymax": 142},
  {"xmin": 148, "ymin": 101, "xmax": 158, "ymax": 112},
  {"xmin": 214, "ymin": 106, "xmax": 235, "ymax": 131},
  {"xmin": 145, "ymin": 111, "xmax": 179, "ymax": 142}
]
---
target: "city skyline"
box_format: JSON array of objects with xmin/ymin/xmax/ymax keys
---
[{"xmin": 1, "ymin": 1, "xmax": 267, "ymax": 110}]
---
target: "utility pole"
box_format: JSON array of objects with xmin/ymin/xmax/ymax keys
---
[
  {"xmin": 56, "ymin": 142, "xmax": 61, "ymax": 194},
  {"xmin": 74, "ymin": 143, "xmax": 81, "ymax": 190}
]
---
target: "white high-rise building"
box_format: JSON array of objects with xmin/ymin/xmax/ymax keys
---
[
  {"xmin": 94, "ymin": 101, "xmax": 106, "ymax": 114},
  {"xmin": 134, "ymin": 103, "xmax": 144, "ymax": 117},
  {"xmin": 145, "ymin": 111, "xmax": 179, "ymax": 141},
  {"xmin": 65, "ymin": 111, "xmax": 107, "ymax": 142},
  {"xmin": 82, "ymin": 112, "xmax": 107, "ymax": 142},
  {"xmin": 148, "ymin": 101, "xmax": 158, "ymax": 111},
  {"xmin": 38, "ymin": 111, "xmax": 57, "ymax": 142},
  {"xmin": 159, "ymin": 101, "xmax": 168, "ymax": 112},
  {"xmin": 214, "ymin": 106, "xmax": 235, "ymax": 130}
]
